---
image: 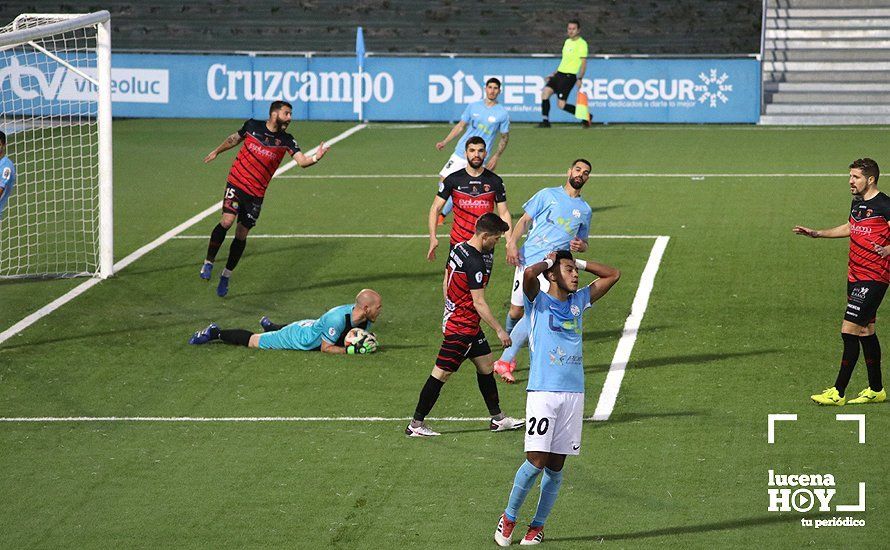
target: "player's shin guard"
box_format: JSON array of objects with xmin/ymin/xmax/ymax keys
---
[
  {"xmin": 505, "ymin": 460, "xmax": 543, "ymax": 521},
  {"xmin": 501, "ymin": 316, "xmax": 530, "ymax": 363},
  {"xmin": 413, "ymin": 375, "xmax": 445, "ymax": 422},
  {"xmin": 477, "ymin": 372, "xmax": 502, "ymax": 416},
  {"xmin": 835, "ymin": 332, "xmax": 861, "ymax": 397},
  {"xmin": 860, "ymin": 333, "xmax": 884, "ymax": 391},
  {"xmin": 531, "ymin": 467, "xmax": 564, "ymax": 527},
  {"xmin": 225, "ymin": 237, "xmax": 247, "ymax": 271},
  {"xmin": 219, "ymin": 329, "xmax": 253, "ymax": 346},
  {"xmin": 206, "ymin": 223, "xmax": 229, "ymax": 262}
]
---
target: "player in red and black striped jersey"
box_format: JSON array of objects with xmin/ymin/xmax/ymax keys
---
[
  {"xmin": 427, "ymin": 136, "xmax": 511, "ymax": 262},
  {"xmin": 794, "ymin": 158, "xmax": 888, "ymax": 405},
  {"xmin": 199, "ymin": 100, "xmax": 329, "ymax": 297},
  {"xmin": 406, "ymin": 213, "xmax": 525, "ymax": 437}
]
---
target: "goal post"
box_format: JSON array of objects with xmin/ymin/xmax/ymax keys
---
[{"xmin": 0, "ymin": 11, "xmax": 113, "ymax": 279}]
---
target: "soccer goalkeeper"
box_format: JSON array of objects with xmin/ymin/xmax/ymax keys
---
[{"xmin": 188, "ymin": 289, "xmax": 381, "ymax": 354}]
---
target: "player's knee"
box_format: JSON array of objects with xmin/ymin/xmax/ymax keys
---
[
  {"xmin": 431, "ymin": 367, "xmax": 452, "ymax": 382},
  {"xmin": 546, "ymin": 456, "xmax": 566, "ymax": 472},
  {"xmin": 557, "ymin": 100, "xmax": 567, "ymax": 108},
  {"xmin": 235, "ymin": 224, "xmax": 251, "ymax": 239},
  {"xmin": 219, "ymin": 217, "xmax": 234, "ymax": 230},
  {"xmin": 509, "ymin": 305, "xmax": 524, "ymax": 320},
  {"xmin": 525, "ymin": 452, "xmax": 549, "ymax": 469}
]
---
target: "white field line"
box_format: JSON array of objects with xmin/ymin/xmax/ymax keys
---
[
  {"xmin": 276, "ymin": 172, "xmax": 844, "ymax": 179},
  {"xmin": 0, "ymin": 416, "xmax": 489, "ymax": 423},
  {"xmin": 0, "ymin": 124, "xmax": 368, "ymax": 346},
  {"xmin": 171, "ymin": 233, "xmax": 663, "ymax": 240},
  {"xmin": 591, "ymin": 235, "xmax": 670, "ymax": 421}
]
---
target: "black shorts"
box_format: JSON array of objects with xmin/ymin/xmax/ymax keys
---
[
  {"xmin": 222, "ymin": 183, "xmax": 263, "ymax": 229},
  {"xmin": 546, "ymin": 71, "xmax": 578, "ymax": 100},
  {"xmin": 845, "ymin": 281, "xmax": 888, "ymax": 326},
  {"xmin": 435, "ymin": 330, "xmax": 492, "ymax": 372}
]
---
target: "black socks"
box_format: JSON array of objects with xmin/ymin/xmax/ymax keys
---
[
  {"xmin": 860, "ymin": 333, "xmax": 884, "ymax": 392},
  {"xmin": 413, "ymin": 376, "xmax": 445, "ymax": 422},
  {"xmin": 206, "ymin": 223, "xmax": 228, "ymax": 262},
  {"xmin": 835, "ymin": 332, "xmax": 861, "ymax": 396},
  {"xmin": 225, "ymin": 237, "xmax": 247, "ymax": 271},
  {"xmin": 220, "ymin": 329, "xmax": 253, "ymax": 347},
  {"xmin": 477, "ymin": 372, "xmax": 502, "ymax": 416}
]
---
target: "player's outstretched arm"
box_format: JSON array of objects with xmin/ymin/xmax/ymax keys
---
[
  {"xmin": 506, "ymin": 213, "xmax": 531, "ymax": 266},
  {"xmin": 427, "ymin": 196, "xmax": 447, "ymax": 261},
  {"xmin": 792, "ymin": 223, "xmax": 850, "ymax": 239},
  {"xmin": 294, "ymin": 142, "xmax": 329, "ymax": 168},
  {"xmin": 436, "ymin": 121, "xmax": 466, "ymax": 151},
  {"xmin": 496, "ymin": 201, "xmax": 513, "ymax": 241},
  {"xmin": 204, "ymin": 132, "xmax": 244, "ymax": 163},
  {"xmin": 578, "ymin": 258, "xmax": 621, "ymax": 304},
  {"xmin": 471, "ymin": 289, "xmax": 511, "ymax": 347}
]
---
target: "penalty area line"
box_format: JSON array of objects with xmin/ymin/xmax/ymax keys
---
[
  {"xmin": 171, "ymin": 233, "xmax": 663, "ymax": 240},
  {"xmin": 275, "ymin": 172, "xmax": 845, "ymax": 179},
  {"xmin": 0, "ymin": 123, "xmax": 368, "ymax": 346},
  {"xmin": 590, "ymin": 235, "xmax": 670, "ymax": 422}
]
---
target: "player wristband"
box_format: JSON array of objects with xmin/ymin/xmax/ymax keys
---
[
  {"xmin": 575, "ymin": 259, "xmax": 587, "ymax": 270},
  {"xmin": 543, "ymin": 258, "xmax": 554, "ymax": 269}
]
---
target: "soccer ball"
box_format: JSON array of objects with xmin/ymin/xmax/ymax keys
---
[{"xmin": 345, "ymin": 327, "xmax": 370, "ymax": 346}]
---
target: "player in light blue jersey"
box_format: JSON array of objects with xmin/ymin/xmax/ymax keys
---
[
  {"xmin": 0, "ymin": 131, "xmax": 16, "ymax": 221},
  {"xmin": 494, "ymin": 250, "xmax": 620, "ymax": 546},
  {"xmin": 493, "ymin": 159, "xmax": 593, "ymax": 383},
  {"xmin": 188, "ymin": 289, "xmax": 382, "ymax": 355},
  {"xmin": 435, "ymin": 78, "xmax": 511, "ymax": 223}
]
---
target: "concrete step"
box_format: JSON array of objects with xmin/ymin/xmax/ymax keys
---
[
  {"xmin": 767, "ymin": 91, "xmax": 890, "ymax": 103},
  {"xmin": 764, "ymin": 81, "xmax": 890, "ymax": 92},
  {"xmin": 765, "ymin": 39, "xmax": 890, "ymax": 49},
  {"xmin": 763, "ymin": 60, "xmax": 890, "ymax": 71},
  {"xmin": 766, "ymin": 28, "xmax": 890, "ymax": 39},
  {"xmin": 760, "ymin": 114, "xmax": 890, "ymax": 125},
  {"xmin": 765, "ymin": 103, "xmax": 890, "ymax": 114},
  {"xmin": 764, "ymin": 49, "xmax": 890, "ymax": 61},
  {"xmin": 763, "ymin": 71, "xmax": 890, "ymax": 82},
  {"xmin": 766, "ymin": 18, "xmax": 890, "ymax": 28},
  {"xmin": 766, "ymin": 8, "xmax": 890, "ymax": 18}
]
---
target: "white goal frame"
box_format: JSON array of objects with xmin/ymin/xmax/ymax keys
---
[{"xmin": 0, "ymin": 11, "xmax": 113, "ymax": 278}]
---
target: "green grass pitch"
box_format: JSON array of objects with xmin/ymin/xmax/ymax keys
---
[{"xmin": 1, "ymin": 120, "xmax": 889, "ymax": 548}]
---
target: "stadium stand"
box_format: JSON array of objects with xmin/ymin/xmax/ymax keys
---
[
  {"xmin": 0, "ymin": 1, "xmax": 760, "ymax": 54},
  {"xmin": 761, "ymin": 0, "xmax": 890, "ymax": 124}
]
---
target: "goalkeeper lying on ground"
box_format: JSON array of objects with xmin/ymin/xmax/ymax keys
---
[{"xmin": 188, "ymin": 288, "xmax": 381, "ymax": 354}]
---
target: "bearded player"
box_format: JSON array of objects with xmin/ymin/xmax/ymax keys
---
[
  {"xmin": 794, "ymin": 158, "xmax": 889, "ymax": 405},
  {"xmin": 407, "ymin": 213, "xmax": 524, "ymax": 437},
  {"xmin": 201, "ymin": 100, "xmax": 329, "ymax": 297}
]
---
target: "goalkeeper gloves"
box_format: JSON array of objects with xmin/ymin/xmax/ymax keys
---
[{"xmin": 347, "ymin": 337, "xmax": 377, "ymax": 355}]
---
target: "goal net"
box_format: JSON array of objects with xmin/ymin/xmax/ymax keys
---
[{"xmin": 0, "ymin": 11, "xmax": 112, "ymax": 279}]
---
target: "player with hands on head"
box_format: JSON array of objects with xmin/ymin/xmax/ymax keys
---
[{"xmin": 494, "ymin": 249, "xmax": 619, "ymax": 546}]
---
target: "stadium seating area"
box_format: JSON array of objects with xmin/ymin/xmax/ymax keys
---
[{"xmin": 0, "ymin": 0, "xmax": 761, "ymax": 54}]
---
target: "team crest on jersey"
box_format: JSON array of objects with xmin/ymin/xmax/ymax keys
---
[
  {"xmin": 483, "ymin": 184, "xmax": 490, "ymax": 192},
  {"xmin": 570, "ymin": 304, "xmax": 581, "ymax": 316},
  {"xmin": 572, "ymin": 209, "xmax": 581, "ymax": 218},
  {"xmin": 488, "ymin": 115, "xmax": 496, "ymax": 123},
  {"xmin": 866, "ymin": 209, "xmax": 874, "ymax": 217},
  {"xmin": 1, "ymin": 167, "xmax": 10, "ymax": 180}
]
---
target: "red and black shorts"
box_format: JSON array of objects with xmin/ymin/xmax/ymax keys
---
[
  {"xmin": 435, "ymin": 330, "xmax": 492, "ymax": 372},
  {"xmin": 546, "ymin": 71, "xmax": 578, "ymax": 100},
  {"xmin": 222, "ymin": 183, "xmax": 264, "ymax": 229},
  {"xmin": 845, "ymin": 280, "xmax": 889, "ymax": 327}
]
